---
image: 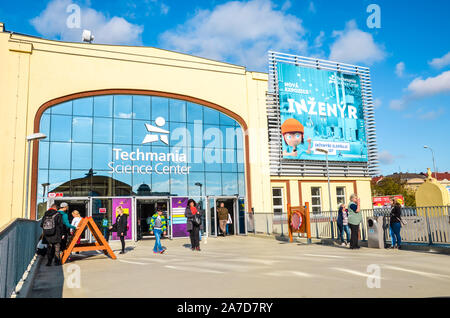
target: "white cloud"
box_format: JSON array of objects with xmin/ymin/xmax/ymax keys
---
[
  {"xmin": 329, "ymin": 20, "xmax": 386, "ymax": 65},
  {"xmin": 395, "ymin": 62, "xmax": 405, "ymax": 77},
  {"xmin": 429, "ymin": 51, "xmax": 450, "ymax": 69},
  {"xmin": 30, "ymin": 0, "xmax": 143, "ymax": 45},
  {"xmin": 378, "ymin": 150, "xmax": 395, "ymax": 165},
  {"xmin": 159, "ymin": 0, "xmax": 307, "ymax": 70},
  {"xmin": 407, "ymin": 71, "xmax": 450, "ymax": 97},
  {"xmin": 389, "ymin": 98, "xmax": 406, "ymax": 110}
]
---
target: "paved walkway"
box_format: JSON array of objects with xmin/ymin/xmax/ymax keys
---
[{"xmin": 29, "ymin": 235, "xmax": 450, "ymax": 298}]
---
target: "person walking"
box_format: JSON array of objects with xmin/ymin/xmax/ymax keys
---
[
  {"xmin": 389, "ymin": 197, "xmax": 403, "ymax": 249},
  {"xmin": 217, "ymin": 202, "xmax": 228, "ymax": 237},
  {"xmin": 109, "ymin": 206, "xmax": 128, "ymax": 254},
  {"xmin": 149, "ymin": 208, "xmax": 167, "ymax": 254},
  {"xmin": 40, "ymin": 204, "xmax": 64, "ymax": 266},
  {"xmin": 58, "ymin": 202, "xmax": 76, "ymax": 251},
  {"xmin": 337, "ymin": 203, "xmax": 351, "ymax": 246},
  {"xmin": 347, "ymin": 194, "xmax": 362, "ymax": 249},
  {"xmin": 185, "ymin": 199, "xmax": 202, "ymax": 251}
]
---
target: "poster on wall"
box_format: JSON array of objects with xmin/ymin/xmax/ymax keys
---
[
  {"xmin": 112, "ymin": 198, "xmax": 133, "ymax": 240},
  {"xmin": 172, "ymin": 197, "xmax": 189, "ymax": 238},
  {"xmin": 277, "ymin": 62, "xmax": 368, "ymax": 162}
]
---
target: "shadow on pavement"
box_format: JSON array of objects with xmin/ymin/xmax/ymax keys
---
[{"xmin": 28, "ymin": 256, "xmax": 64, "ymax": 298}]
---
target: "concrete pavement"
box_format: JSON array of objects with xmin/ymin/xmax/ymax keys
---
[{"xmin": 29, "ymin": 235, "xmax": 450, "ymax": 298}]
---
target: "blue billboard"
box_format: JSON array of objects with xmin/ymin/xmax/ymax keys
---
[{"xmin": 277, "ymin": 62, "xmax": 368, "ymax": 162}]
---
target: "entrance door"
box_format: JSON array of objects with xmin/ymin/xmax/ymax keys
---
[
  {"xmin": 51, "ymin": 198, "xmax": 90, "ymax": 240},
  {"xmin": 136, "ymin": 197, "xmax": 171, "ymax": 240},
  {"xmin": 207, "ymin": 196, "xmax": 244, "ymax": 237}
]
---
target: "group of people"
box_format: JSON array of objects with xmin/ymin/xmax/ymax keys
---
[
  {"xmin": 336, "ymin": 194, "xmax": 403, "ymax": 249},
  {"xmin": 39, "ymin": 202, "xmax": 130, "ymax": 266}
]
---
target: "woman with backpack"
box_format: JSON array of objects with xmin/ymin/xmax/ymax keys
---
[
  {"xmin": 185, "ymin": 199, "xmax": 202, "ymax": 251},
  {"xmin": 389, "ymin": 197, "xmax": 403, "ymax": 249}
]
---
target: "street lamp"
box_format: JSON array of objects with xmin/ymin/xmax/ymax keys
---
[
  {"xmin": 195, "ymin": 182, "xmax": 203, "ymax": 208},
  {"xmin": 41, "ymin": 183, "xmax": 50, "ymax": 203},
  {"xmin": 316, "ymin": 148, "xmax": 334, "ymax": 239},
  {"xmin": 423, "ymin": 145, "xmax": 437, "ymax": 179},
  {"xmin": 25, "ymin": 133, "xmax": 47, "ymax": 219}
]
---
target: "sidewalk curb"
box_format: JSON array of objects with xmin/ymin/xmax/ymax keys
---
[{"xmin": 11, "ymin": 254, "xmax": 42, "ymax": 298}]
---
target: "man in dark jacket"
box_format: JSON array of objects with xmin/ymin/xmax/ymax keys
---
[{"xmin": 40, "ymin": 204, "xmax": 64, "ymax": 266}]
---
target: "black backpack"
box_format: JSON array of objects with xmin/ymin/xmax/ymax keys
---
[{"xmin": 42, "ymin": 213, "xmax": 58, "ymax": 236}]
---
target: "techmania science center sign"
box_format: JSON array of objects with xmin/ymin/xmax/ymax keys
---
[{"xmin": 277, "ymin": 62, "xmax": 368, "ymax": 162}]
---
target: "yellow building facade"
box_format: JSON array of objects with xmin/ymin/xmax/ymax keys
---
[{"xmin": 0, "ymin": 24, "xmax": 373, "ymax": 235}]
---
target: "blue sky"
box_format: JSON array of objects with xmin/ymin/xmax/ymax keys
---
[{"xmin": 1, "ymin": 0, "xmax": 449, "ymax": 175}]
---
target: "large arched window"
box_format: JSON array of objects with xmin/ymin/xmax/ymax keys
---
[{"xmin": 36, "ymin": 95, "xmax": 246, "ymax": 202}]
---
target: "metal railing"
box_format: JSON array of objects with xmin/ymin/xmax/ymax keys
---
[
  {"xmin": 247, "ymin": 206, "xmax": 450, "ymax": 245},
  {"xmin": 0, "ymin": 218, "xmax": 42, "ymax": 298}
]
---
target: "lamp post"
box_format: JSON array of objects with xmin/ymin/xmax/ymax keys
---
[
  {"xmin": 423, "ymin": 146, "xmax": 437, "ymax": 179},
  {"xmin": 25, "ymin": 133, "xmax": 47, "ymax": 219},
  {"xmin": 316, "ymin": 148, "xmax": 334, "ymax": 239},
  {"xmin": 41, "ymin": 183, "xmax": 50, "ymax": 203},
  {"xmin": 195, "ymin": 182, "xmax": 203, "ymax": 208}
]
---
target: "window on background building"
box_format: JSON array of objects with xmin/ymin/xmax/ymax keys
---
[
  {"xmin": 336, "ymin": 187, "xmax": 346, "ymax": 206},
  {"xmin": 311, "ymin": 187, "xmax": 322, "ymax": 214},
  {"xmin": 272, "ymin": 188, "xmax": 284, "ymax": 215}
]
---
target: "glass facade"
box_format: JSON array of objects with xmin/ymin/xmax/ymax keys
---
[{"xmin": 37, "ymin": 95, "xmax": 246, "ymax": 203}]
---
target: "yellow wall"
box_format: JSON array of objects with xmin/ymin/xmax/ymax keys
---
[{"xmin": 0, "ymin": 30, "xmax": 273, "ymax": 227}]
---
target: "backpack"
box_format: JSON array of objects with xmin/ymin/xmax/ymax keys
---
[{"xmin": 42, "ymin": 213, "xmax": 58, "ymax": 236}]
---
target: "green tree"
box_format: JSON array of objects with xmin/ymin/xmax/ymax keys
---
[{"xmin": 371, "ymin": 176, "xmax": 416, "ymax": 207}]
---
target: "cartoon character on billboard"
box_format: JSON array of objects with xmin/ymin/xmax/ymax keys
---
[{"xmin": 281, "ymin": 118, "xmax": 312, "ymax": 157}]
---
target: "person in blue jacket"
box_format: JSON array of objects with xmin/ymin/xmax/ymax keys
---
[{"xmin": 149, "ymin": 208, "xmax": 167, "ymax": 254}]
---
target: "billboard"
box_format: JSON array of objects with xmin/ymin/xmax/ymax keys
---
[
  {"xmin": 373, "ymin": 195, "xmax": 405, "ymax": 208},
  {"xmin": 277, "ymin": 62, "xmax": 368, "ymax": 162}
]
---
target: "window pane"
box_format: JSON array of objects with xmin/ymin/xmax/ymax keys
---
[
  {"xmin": 37, "ymin": 169, "xmax": 49, "ymax": 198},
  {"xmin": 273, "ymin": 198, "xmax": 283, "ymax": 206},
  {"xmin": 169, "ymin": 99, "xmax": 186, "ymax": 122},
  {"xmin": 38, "ymin": 141, "xmax": 49, "ymax": 169},
  {"xmin": 71, "ymin": 143, "xmax": 92, "ymax": 170},
  {"xmin": 70, "ymin": 170, "xmax": 91, "ymax": 197},
  {"xmin": 170, "ymin": 173, "xmax": 187, "ymax": 197},
  {"xmin": 203, "ymin": 107, "xmax": 220, "ymax": 125},
  {"xmin": 152, "ymin": 97, "xmax": 169, "ymax": 120},
  {"xmin": 133, "ymin": 95, "xmax": 151, "ymax": 120},
  {"xmin": 52, "ymin": 101, "xmax": 72, "ymax": 115},
  {"xmin": 93, "ymin": 144, "xmax": 112, "ymax": 170},
  {"xmin": 219, "ymin": 112, "xmax": 235, "ymax": 126},
  {"xmin": 49, "ymin": 142, "xmax": 71, "ymax": 169},
  {"xmin": 93, "ymin": 117, "xmax": 112, "ymax": 143},
  {"xmin": 187, "ymin": 172, "xmax": 205, "ymax": 196},
  {"xmin": 114, "ymin": 95, "xmax": 133, "ymax": 119},
  {"xmin": 73, "ymin": 97, "xmax": 93, "ymax": 116},
  {"xmin": 94, "ymin": 96, "xmax": 113, "ymax": 117},
  {"xmin": 133, "ymin": 120, "xmax": 148, "ymax": 145},
  {"xmin": 72, "ymin": 117, "xmax": 93, "ymax": 142},
  {"xmin": 187, "ymin": 102, "xmax": 203, "ymax": 123},
  {"xmin": 222, "ymin": 149, "xmax": 237, "ymax": 172},
  {"xmin": 311, "ymin": 187, "xmax": 320, "ymax": 196},
  {"xmin": 113, "ymin": 118, "xmax": 132, "ymax": 144},
  {"xmin": 312, "ymin": 197, "xmax": 321, "ymax": 206},
  {"xmin": 40, "ymin": 114, "xmax": 50, "ymax": 137},
  {"xmin": 222, "ymin": 173, "xmax": 238, "ymax": 195},
  {"xmin": 205, "ymin": 172, "xmax": 221, "ymax": 196},
  {"xmin": 274, "ymin": 208, "xmax": 283, "ymax": 215},
  {"xmin": 48, "ymin": 170, "xmax": 71, "ymax": 194},
  {"xmin": 50, "ymin": 115, "xmax": 72, "ymax": 142},
  {"xmin": 336, "ymin": 187, "xmax": 345, "ymax": 196},
  {"xmin": 272, "ymin": 188, "xmax": 282, "ymax": 197},
  {"xmin": 238, "ymin": 173, "xmax": 245, "ymax": 196},
  {"xmin": 169, "ymin": 122, "xmax": 188, "ymax": 148},
  {"xmin": 152, "ymin": 172, "xmax": 169, "ymax": 194}
]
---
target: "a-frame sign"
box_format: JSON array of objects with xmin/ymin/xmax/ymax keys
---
[{"xmin": 61, "ymin": 217, "xmax": 116, "ymax": 264}]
